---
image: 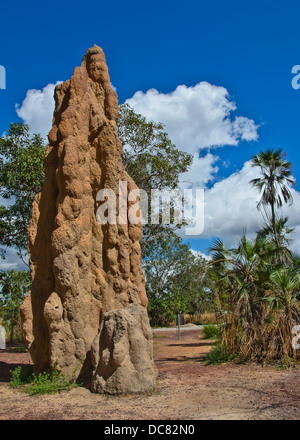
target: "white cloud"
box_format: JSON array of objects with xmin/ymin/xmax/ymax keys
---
[
  {"xmin": 126, "ymin": 83, "xmax": 263, "ymax": 244},
  {"xmin": 179, "ymin": 160, "xmax": 300, "ymax": 254},
  {"xmin": 289, "ymin": 226, "xmax": 300, "ymax": 255},
  {"xmin": 126, "ymin": 82, "xmax": 259, "ymax": 190},
  {"xmin": 126, "ymin": 82, "xmax": 259, "ymax": 155},
  {"xmin": 20, "ymin": 80, "xmax": 300, "ymax": 253},
  {"xmin": 179, "ymin": 152, "xmax": 219, "ymax": 189},
  {"xmin": 0, "ymin": 195, "xmax": 13, "ymax": 209},
  {"xmin": 203, "ymin": 161, "xmax": 261, "ymax": 243},
  {"xmin": 124, "ymin": 84, "xmax": 300, "ymax": 250},
  {"xmin": 15, "ymin": 80, "xmax": 259, "ymax": 190},
  {"xmin": 15, "ymin": 82, "xmax": 62, "ymax": 139},
  {"xmin": 177, "ymin": 161, "xmax": 259, "ymax": 242},
  {"xmin": 16, "ymin": 80, "xmax": 259, "ymax": 154}
]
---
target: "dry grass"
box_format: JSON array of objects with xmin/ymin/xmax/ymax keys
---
[
  {"xmin": 167, "ymin": 312, "xmax": 217, "ymax": 327},
  {"xmin": 217, "ymin": 305, "xmax": 300, "ymax": 365}
]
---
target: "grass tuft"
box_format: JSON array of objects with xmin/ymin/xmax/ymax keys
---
[
  {"xmin": 203, "ymin": 343, "xmax": 236, "ymax": 365},
  {"xmin": 9, "ymin": 365, "xmax": 78, "ymax": 395}
]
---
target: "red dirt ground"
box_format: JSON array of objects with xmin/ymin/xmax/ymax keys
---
[{"xmin": 0, "ymin": 327, "xmax": 300, "ymax": 420}]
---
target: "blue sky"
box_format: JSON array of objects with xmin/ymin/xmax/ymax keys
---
[{"xmin": 1, "ymin": 0, "xmax": 300, "ymax": 267}]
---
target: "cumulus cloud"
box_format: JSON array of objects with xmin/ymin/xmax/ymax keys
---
[
  {"xmin": 126, "ymin": 82, "xmax": 259, "ymax": 190},
  {"xmin": 16, "ymin": 80, "xmax": 259, "ymax": 153},
  {"xmin": 126, "ymin": 83, "xmax": 263, "ymax": 244},
  {"xmin": 179, "ymin": 152, "xmax": 219, "ymax": 189},
  {"xmin": 19, "ymin": 80, "xmax": 300, "ymax": 252},
  {"xmin": 16, "ymin": 80, "xmax": 259, "ymax": 190},
  {"xmin": 203, "ymin": 160, "xmax": 261, "ymax": 242},
  {"xmin": 177, "ymin": 161, "xmax": 258, "ymax": 242},
  {"xmin": 279, "ymin": 191, "xmax": 300, "ymax": 255},
  {"xmin": 15, "ymin": 82, "xmax": 63, "ymax": 138},
  {"xmin": 179, "ymin": 160, "xmax": 300, "ymax": 254},
  {"xmin": 126, "ymin": 82, "xmax": 259, "ymax": 154}
]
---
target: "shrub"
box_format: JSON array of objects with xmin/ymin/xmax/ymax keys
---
[
  {"xmin": 204, "ymin": 343, "xmax": 236, "ymax": 365},
  {"xmin": 202, "ymin": 324, "xmax": 219, "ymax": 339}
]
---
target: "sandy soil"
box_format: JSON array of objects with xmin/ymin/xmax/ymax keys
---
[{"xmin": 0, "ymin": 327, "xmax": 300, "ymax": 420}]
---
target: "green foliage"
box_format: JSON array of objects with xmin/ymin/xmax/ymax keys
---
[
  {"xmin": 117, "ymin": 103, "xmax": 193, "ymax": 192},
  {"xmin": 9, "ymin": 365, "xmax": 77, "ymax": 395},
  {"xmin": 203, "ymin": 324, "xmax": 219, "ymax": 339},
  {"xmin": 9, "ymin": 365, "xmax": 33, "ymax": 388},
  {"xmin": 27, "ymin": 369, "xmax": 76, "ymax": 396},
  {"xmin": 0, "ymin": 115, "xmax": 196, "ymax": 333},
  {"xmin": 250, "ymin": 148, "xmax": 295, "ymax": 211},
  {"xmin": 0, "ymin": 270, "xmax": 31, "ymax": 342},
  {"xmin": 208, "ymin": 223, "xmax": 300, "ymax": 363},
  {"xmin": 203, "ymin": 343, "xmax": 236, "ymax": 365},
  {"xmin": 0, "ymin": 122, "xmax": 46, "ymax": 260},
  {"xmin": 117, "ymin": 104, "xmax": 193, "ymax": 255},
  {"xmin": 144, "ymin": 235, "xmax": 209, "ymax": 326},
  {"xmin": 117, "ymin": 105, "xmax": 210, "ymax": 326}
]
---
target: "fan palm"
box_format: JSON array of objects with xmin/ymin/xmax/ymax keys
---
[
  {"xmin": 209, "ymin": 234, "xmax": 273, "ymax": 326},
  {"xmin": 256, "ymin": 216, "xmax": 293, "ymax": 264},
  {"xmin": 208, "ymin": 234, "xmax": 279, "ymax": 360},
  {"xmin": 250, "ymin": 149, "xmax": 295, "ymax": 249},
  {"xmin": 265, "ymin": 268, "xmax": 300, "ymax": 360}
]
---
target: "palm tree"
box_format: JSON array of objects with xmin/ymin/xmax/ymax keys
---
[
  {"xmin": 265, "ymin": 268, "xmax": 300, "ymax": 361},
  {"xmin": 208, "ymin": 234, "xmax": 275, "ymax": 357},
  {"xmin": 256, "ymin": 216, "xmax": 293, "ymax": 264},
  {"xmin": 208, "ymin": 234, "xmax": 300, "ymax": 362},
  {"xmin": 250, "ymin": 149, "xmax": 295, "ymax": 249}
]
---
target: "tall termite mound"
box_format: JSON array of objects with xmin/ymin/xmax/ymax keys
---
[{"xmin": 20, "ymin": 45, "xmax": 157, "ymax": 394}]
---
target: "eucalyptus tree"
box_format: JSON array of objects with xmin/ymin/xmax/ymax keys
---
[
  {"xmin": 117, "ymin": 103, "xmax": 193, "ymax": 255},
  {"xmin": 0, "ymin": 123, "xmax": 46, "ymax": 263},
  {"xmin": 143, "ymin": 235, "xmax": 207, "ymax": 326},
  {"xmin": 1, "ymin": 107, "xmax": 193, "ymax": 262},
  {"xmin": 0, "ymin": 270, "xmax": 31, "ymax": 343}
]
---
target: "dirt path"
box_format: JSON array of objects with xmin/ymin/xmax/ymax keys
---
[{"xmin": 0, "ymin": 328, "xmax": 300, "ymax": 420}]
